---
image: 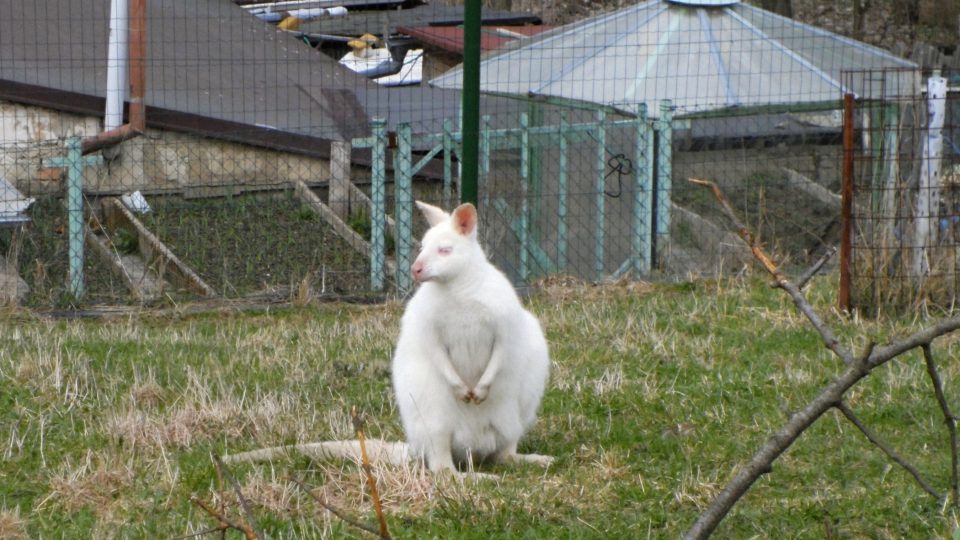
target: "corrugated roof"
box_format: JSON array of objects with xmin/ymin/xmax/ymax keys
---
[
  {"xmin": 0, "ymin": 0, "xmax": 519, "ymax": 156},
  {"xmin": 0, "ymin": 0, "xmax": 379, "ymax": 142},
  {"xmin": 431, "ymin": 0, "xmax": 920, "ymax": 117}
]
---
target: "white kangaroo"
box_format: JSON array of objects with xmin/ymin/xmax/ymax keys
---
[
  {"xmin": 222, "ymin": 201, "xmax": 552, "ymax": 475},
  {"xmin": 392, "ymin": 201, "xmax": 552, "ymax": 472}
]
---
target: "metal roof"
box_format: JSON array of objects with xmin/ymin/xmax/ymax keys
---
[
  {"xmin": 0, "ymin": 0, "xmax": 514, "ymax": 156},
  {"xmin": 0, "ymin": 0, "xmax": 381, "ymax": 142},
  {"xmin": 431, "ymin": 0, "xmax": 920, "ymax": 117}
]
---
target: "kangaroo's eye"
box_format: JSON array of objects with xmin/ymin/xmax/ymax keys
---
[{"xmin": 438, "ymin": 245, "xmax": 453, "ymax": 256}]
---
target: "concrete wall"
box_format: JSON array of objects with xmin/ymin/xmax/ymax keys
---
[{"xmin": 0, "ymin": 101, "xmax": 332, "ymax": 197}]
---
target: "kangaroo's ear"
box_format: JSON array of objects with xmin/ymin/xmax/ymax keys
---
[
  {"xmin": 451, "ymin": 203, "xmax": 478, "ymax": 238},
  {"xmin": 415, "ymin": 201, "xmax": 449, "ymax": 227}
]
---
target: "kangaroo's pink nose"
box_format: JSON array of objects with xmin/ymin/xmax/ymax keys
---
[{"xmin": 411, "ymin": 260, "xmax": 424, "ymax": 281}]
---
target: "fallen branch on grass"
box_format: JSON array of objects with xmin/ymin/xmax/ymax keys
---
[
  {"xmin": 189, "ymin": 495, "xmax": 260, "ymax": 540},
  {"xmin": 683, "ymin": 177, "xmax": 960, "ymax": 539}
]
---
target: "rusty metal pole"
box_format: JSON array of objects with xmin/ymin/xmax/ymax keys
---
[
  {"xmin": 82, "ymin": 0, "xmax": 146, "ymax": 155},
  {"xmin": 839, "ymin": 92, "xmax": 855, "ymax": 313}
]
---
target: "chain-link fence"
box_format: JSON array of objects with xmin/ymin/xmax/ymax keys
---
[
  {"xmin": 844, "ymin": 69, "xmax": 960, "ymax": 314},
  {"xmin": 0, "ymin": 0, "xmax": 926, "ymax": 308}
]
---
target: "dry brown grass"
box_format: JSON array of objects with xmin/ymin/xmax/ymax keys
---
[
  {"xmin": 0, "ymin": 508, "xmax": 28, "ymax": 540},
  {"xmin": 42, "ymin": 450, "xmax": 134, "ymax": 515},
  {"xmin": 534, "ymin": 274, "xmax": 657, "ymax": 303}
]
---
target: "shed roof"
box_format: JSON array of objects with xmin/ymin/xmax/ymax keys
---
[
  {"xmin": 0, "ymin": 0, "xmax": 503, "ymax": 156},
  {"xmin": 0, "ymin": 0, "xmax": 378, "ymax": 143},
  {"xmin": 431, "ymin": 0, "xmax": 920, "ymax": 117}
]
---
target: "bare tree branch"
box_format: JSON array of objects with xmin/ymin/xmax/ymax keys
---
[
  {"xmin": 835, "ymin": 401, "xmax": 942, "ymax": 500},
  {"xmin": 190, "ymin": 495, "xmax": 258, "ymax": 540},
  {"xmin": 211, "ymin": 454, "xmax": 264, "ymax": 540},
  {"xmin": 797, "ymin": 246, "xmax": 837, "ymax": 290},
  {"xmin": 682, "ymin": 177, "xmax": 960, "ymax": 538},
  {"xmin": 171, "ymin": 524, "xmax": 230, "ymax": 540},
  {"xmin": 289, "ymin": 474, "xmax": 387, "ymax": 539},
  {"xmin": 687, "ymin": 178, "xmax": 852, "ymax": 366},
  {"xmin": 684, "ymin": 358, "xmax": 873, "ymax": 539},
  {"xmin": 864, "ymin": 318, "xmax": 960, "ymax": 368},
  {"xmin": 922, "ymin": 344, "xmax": 960, "ymax": 506}
]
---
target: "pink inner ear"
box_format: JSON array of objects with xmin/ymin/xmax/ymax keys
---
[{"xmin": 452, "ymin": 204, "xmax": 477, "ymax": 236}]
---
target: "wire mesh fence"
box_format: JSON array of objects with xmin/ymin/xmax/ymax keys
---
[
  {"xmin": 844, "ymin": 69, "xmax": 960, "ymax": 314},
  {"xmin": 0, "ymin": 0, "xmax": 931, "ymax": 309}
]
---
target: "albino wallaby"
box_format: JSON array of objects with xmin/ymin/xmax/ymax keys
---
[{"xmin": 392, "ymin": 201, "xmax": 552, "ymax": 472}]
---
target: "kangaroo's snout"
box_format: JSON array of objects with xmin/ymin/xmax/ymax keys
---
[{"xmin": 411, "ymin": 259, "xmax": 426, "ymax": 282}]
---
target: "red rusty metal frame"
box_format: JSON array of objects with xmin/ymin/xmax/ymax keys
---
[{"xmin": 81, "ymin": 0, "xmax": 146, "ymax": 155}]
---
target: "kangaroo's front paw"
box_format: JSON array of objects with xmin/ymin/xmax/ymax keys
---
[
  {"xmin": 456, "ymin": 385, "xmax": 475, "ymax": 402},
  {"xmin": 469, "ymin": 384, "xmax": 490, "ymax": 404}
]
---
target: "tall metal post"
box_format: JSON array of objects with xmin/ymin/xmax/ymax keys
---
[
  {"xmin": 370, "ymin": 118, "xmax": 387, "ymax": 291},
  {"xmin": 654, "ymin": 100, "xmax": 673, "ymax": 265},
  {"xmin": 558, "ymin": 111, "xmax": 569, "ymax": 272},
  {"xmin": 480, "ymin": 115, "xmax": 491, "ymax": 207},
  {"xmin": 839, "ymin": 93, "xmax": 855, "ymax": 312},
  {"xmin": 595, "ymin": 109, "xmax": 606, "ymax": 279},
  {"xmin": 519, "ymin": 112, "xmax": 530, "ymax": 281},
  {"xmin": 459, "ymin": 0, "xmax": 481, "ymax": 206},
  {"xmin": 633, "ymin": 104, "xmax": 651, "ymax": 275},
  {"xmin": 395, "ymin": 123, "xmax": 415, "ymax": 292},
  {"xmin": 48, "ymin": 137, "xmax": 103, "ymax": 301},
  {"xmin": 442, "ymin": 118, "xmax": 455, "ymax": 208}
]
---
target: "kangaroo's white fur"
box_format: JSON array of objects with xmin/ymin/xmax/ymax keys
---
[{"xmin": 392, "ymin": 201, "xmax": 552, "ymax": 472}]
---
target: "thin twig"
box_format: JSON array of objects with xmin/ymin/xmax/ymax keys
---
[
  {"xmin": 835, "ymin": 401, "xmax": 943, "ymax": 501},
  {"xmin": 922, "ymin": 344, "xmax": 960, "ymax": 507},
  {"xmin": 215, "ymin": 455, "xmax": 227, "ymax": 540},
  {"xmin": 288, "ymin": 474, "xmax": 386, "ymax": 538},
  {"xmin": 211, "ymin": 454, "xmax": 264, "ymax": 540},
  {"xmin": 190, "ymin": 496, "xmax": 258, "ymax": 540},
  {"xmin": 171, "ymin": 524, "xmax": 230, "ymax": 540},
  {"xmin": 797, "ymin": 246, "xmax": 837, "ymax": 290},
  {"xmin": 688, "ymin": 177, "xmax": 852, "ymax": 366},
  {"xmin": 352, "ymin": 406, "xmax": 392, "ymax": 540}
]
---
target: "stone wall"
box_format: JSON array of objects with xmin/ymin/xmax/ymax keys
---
[{"xmin": 0, "ymin": 101, "xmax": 333, "ymax": 197}]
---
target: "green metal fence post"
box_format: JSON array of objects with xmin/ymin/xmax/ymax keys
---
[
  {"xmin": 595, "ymin": 109, "xmax": 607, "ymax": 280},
  {"xmin": 394, "ymin": 123, "xmax": 415, "ymax": 292},
  {"xmin": 370, "ymin": 118, "xmax": 387, "ymax": 291},
  {"xmin": 527, "ymin": 101, "xmax": 544, "ymax": 245},
  {"xmin": 480, "ymin": 115, "xmax": 491, "ymax": 208},
  {"xmin": 655, "ymin": 100, "xmax": 673, "ymax": 265},
  {"xmin": 633, "ymin": 104, "xmax": 651, "ymax": 275},
  {"xmin": 442, "ymin": 118, "xmax": 455, "ymax": 208},
  {"xmin": 519, "ymin": 112, "xmax": 530, "ymax": 282},
  {"xmin": 459, "ymin": 0, "xmax": 481, "ymax": 206},
  {"xmin": 558, "ymin": 111, "xmax": 569, "ymax": 272},
  {"xmin": 47, "ymin": 136, "xmax": 102, "ymax": 301}
]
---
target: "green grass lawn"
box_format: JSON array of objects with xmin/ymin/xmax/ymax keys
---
[{"xmin": 1, "ymin": 275, "xmax": 958, "ymax": 538}]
